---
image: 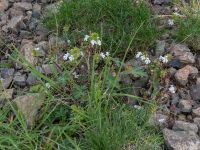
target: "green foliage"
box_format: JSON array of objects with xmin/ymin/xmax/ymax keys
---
[
  {"xmin": 43, "ymin": 0, "xmax": 159, "ymax": 55},
  {"xmin": 174, "ymin": 1, "xmax": 200, "ymax": 50}
]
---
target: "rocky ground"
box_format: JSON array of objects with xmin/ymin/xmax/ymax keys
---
[{"xmin": 1, "ymin": 0, "xmax": 200, "ymax": 149}]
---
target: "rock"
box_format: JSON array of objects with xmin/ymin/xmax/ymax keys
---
[
  {"xmin": 172, "ymin": 120, "xmax": 198, "ymax": 133},
  {"xmin": 19, "ymin": 30, "xmax": 32, "ymax": 39},
  {"xmin": 170, "ymin": 44, "xmax": 195, "ymax": 64},
  {"xmin": 179, "ymin": 100, "xmax": 193, "ymax": 113},
  {"xmin": 196, "ymin": 77, "xmax": 200, "ymax": 85},
  {"xmin": 1, "ymin": 68, "xmax": 15, "ymax": 78},
  {"xmin": 9, "ymin": 7, "xmax": 24, "ymax": 18},
  {"xmin": 191, "ymin": 85, "xmax": 200, "ymax": 101},
  {"xmin": 13, "ymin": 2, "xmax": 32, "ymax": 11},
  {"xmin": 169, "ymin": 67, "xmax": 177, "ymax": 76},
  {"xmin": 149, "ymin": 113, "xmax": 168, "ymax": 129},
  {"xmin": 170, "ymin": 44, "xmax": 190, "ymax": 56},
  {"xmin": 175, "ymin": 65, "xmax": 198, "ymax": 86},
  {"xmin": 163, "ymin": 128, "xmax": 200, "ymax": 150},
  {"xmin": 169, "ymin": 59, "xmax": 182, "ymax": 69},
  {"xmin": 155, "ymin": 40, "xmax": 166, "ymax": 56},
  {"xmin": 193, "ymin": 118, "xmax": 200, "ymax": 130},
  {"xmin": 13, "ymin": 73, "xmax": 26, "ymax": 86},
  {"xmin": 42, "ymin": 64, "xmax": 58, "ymax": 75},
  {"xmin": 1, "ymin": 77, "xmax": 13, "ymax": 89},
  {"xmin": 26, "ymin": 73, "xmax": 37, "ymax": 86},
  {"xmin": 32, "ymin": 3, "xmax": 41, "ymax": 18},
  {"xmin": 6, "ymin": 15, "xmax": 24, "ymax": 33},
  {"xmin": 153, "ymin": 0, "xmax": 171, "ymax": 5},
  {"xmin": 21, "ymin": 41, "xmax": 38, "ymax": 66},
  {"xmin": 35, "ymin": 41, "xmax": 49, "ymax": 53},
  {"xmin": 171, "ymin": 93, "xmax": 179, "ymax": 105},
  {"xmin": 178, "ymin": 52, "xmax": 195, "ymax": 64},
  {"xmin": 15, "ymin": 94, "xmax": 43, "ymax": 128},
  {"xmin": 0, "ymin": 0, "xmax": 8, "ymax": 12},
  {"xmin": 192, "ymin": 107, "xmax": 200, "ymax": 117}
]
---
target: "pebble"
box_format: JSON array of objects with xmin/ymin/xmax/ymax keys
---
[
  {"xmin": 163, "ymin": 128, "xmax": 200, "ymax": 150},
  {"xmin": 190, "ymin": 85, "xmax": 200, "ymax": 101},
  {"xmin": 175, "ymin": 65, "xmax": 198, "ymax": 86},
  {"xmin": 192, "ymin": 107, "xmax": 200, "ymax": 117},
  {"xmin": 13, "ymin": 73, "xmax": 26, "ymax": 86},
  {"xmin": 179, "ymin": 100, "xmax": 193, "ymax": 113},
  {"xmin": 172, "ymin": 120, "xmax": 198, "ymax": 133}
]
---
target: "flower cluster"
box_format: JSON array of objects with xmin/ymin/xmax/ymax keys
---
[
  {"xmin": 63, "ymin": 52, "xmax": 75, "ymax": 61},
  {"xmin": 169, "ymin": 85, "xmax": 176, "ymax": 94},
  {"xmin": 168, "ymin": 19, "xmax": 174, "ymax": 26},
  {"xmin": 135, "ymin": 52, "xmax": 151, "ymax": 65},
  {"xmin": 100, "ymin": 52, "xmax": 109, "ymax": 59},
  {"xmin": 84, "ymin": 34, "xmax": 101, "ymax": 46},
  {"xmin": 159, "ymin": 55, "xmax": 168, "ymax": 63},
  {"xmin": 72, "ymin": 72, "xmax": 79, "ymax": 79}
]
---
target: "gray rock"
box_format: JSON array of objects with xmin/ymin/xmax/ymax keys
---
[
  {"xmin": 1, "ymin": 68, "xmax": 15, "ymax": 78},
  {"xmin": 26, "ymin": 73, "xmax": 37, "ymax": 86},
  {"xmin": 149, "ymin": 113, "xmax": 168, "ymax": 129},
  {"xmin": 193, "ymin": 118, "xmax": 200, "ymax": 130},
  {"xmin": 196, "ymin": 77, "xmax": 200, "ymax": 85},
  {"xmin": 175, "ymin": 65, "xmax": 198, "ymax": 86},
  {"xmin": 15, "ymin": 94, "xmax": 43, "ymax": 128},
  {"xmin": 32, "ymin": 3, "xmax": 41, "ymax": 18},
  {"xmin": 163, "ymin": 128, "xmax": 200, "ymax": 150},
  {"xmin": 1, "ymin": 77, "xmax": 13, "ymax": 89},
  {"xmin": 13, "ymin": 2, "xmax": 32, "ymax": 11},
  {"xmin": 170, "ymin": 44, "xmax": 195, "ymax": 64},
  {"xmin": 20, "ymin": 30, "xmax": 32, "ymax": 39},
  {"xmin": 155, "ymin": 40, "xmax": 166, "ymax": 56},
  {"xmin": 13, "ymin": 73, "xmax": 26, "ymax": 86},
  {"xmin": 153, "ymin": 0, "xmax": 171, "ymax": 5},
  {"xmin": 0, "ymin": 0, "xmax": 9, "ymax": 12},
  {"xmin": 191, "ymin": 85, "xmax": 200, "ymax": 101},
  {"xmin": 6, "ymin": 15, "xmax": 24, "ymax": 33},
  {"xmin": 42, "ymin": 64, "xmax": 58, "ymax": 75},
  {"xmin": 192, "ymin": 107, "xmax": 200, "ymax": 117},
  {"xmin": 172, "ymin": 120, "xmax": 198, "ymax": 133},
  {"xmin": 179, "ymin": 100, "xmax": 193, "ymax": 113},
  {"xmin": 21, "ymin": 41, "xmax": 38, "ymax": 65},
  {"xmin": 171, "ymin": 93, "xmax": 179, "ymax": 105},
  {"xmin": 9, "ymin": 7, "xmax": 24, "ymax": 18}
]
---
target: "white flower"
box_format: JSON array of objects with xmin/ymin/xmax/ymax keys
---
[
  {"xmin": 169, "ymin": 85, "xmax": 176, "ymax": 94},
  {"xmin": 72, "ymin": 72, "xmax": 79, "ymax": 79},
  {"xmin": 91, "ymin": 40, "xmax": 97, "ymax": 46},
  {"xmin": 144, "ymin": 58, "xmax": 151, "ymax": 64},
  {"xmin": 174, "ymin": 7, "xmax": 178, "ymax": 12},
  {"xmin": 97, "ymin": 40, "xmax": 102, "ymax": 46},
  {"xmin": 168, "ymin": 19, "xmax": 174, "ymax": 26},
  {"xmin": 158, "ymin": 118, "xmax": 166, "ymax": 123},
  {"xmin": 63, "ymin": 52, "xmax": 70, "ymax": 61},
  {"xmin": 69, "ymin": 55, "xmax": 74, "ymax": 61},
  {"xmin": 135, "ymin": 52, "xmax": 143, "ymax": 58},
  {"xmin": 80, "ymin": 51, "xmax": 84, "ymax": 56},
  {"xmin": 134, "ymin": 105, "xmax": 142, "ymax": 109},
  {"xmin": 35, "ymin": 47, "xmax": 40, "ymax": 51},
  {"xmin": 105, "ymin": 52, "xmax": 110, "ymax": 57},
  {"xmin": 45, "ymin": 83, "xmax": 51, "ymax": 89},
  {"xmin": 140, "ymin": 55, "xmax": 146, "ymax": 61},
  {"xmin": 100, "ymin": 52, "xmax": 106, "ymax": 59},
  {"xmin": 67, "ymin": 40, "xmax": 71, "ymax": 44},
  {"xmin": 159, "ymin": 55, "xmax": 168, "ymax": 63},
  {"xmin": 84, "ymin": 35, "xmax": 90, "ymax": 41}
]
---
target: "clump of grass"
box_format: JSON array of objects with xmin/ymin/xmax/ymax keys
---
[
  {"xmin": 0, "ymin": 35, "xmax": 163, "ymax": 149},
  {"xmin": 43, "ymin": 0, "xmax": 159, "ymax": 55},
  {"xmin": 174, "ymin": 1, "xmax": 200, "ymax": 50}
]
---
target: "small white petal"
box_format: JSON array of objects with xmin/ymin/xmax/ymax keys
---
[
  {"xmin": 91, "ymin": 40, "xmax": 97, "ymax": 46},
  {"xmin": 84, "ymin": 35, "xmax": 90, "ymax": 41},
  {"xmin": 69, "ymin": 55, "xmax": 74, "ymax": 61},
  {"xmin": 136, "ymin": 52, "xmax": 143, "ymax": 58},
  {"xmin": 100, "ymin": 52, "xmax": 106, "ymax": 59},
  {"xmin": 45, "ymin": 83, "xmax": 51, "ymax": 88},
  {"xmin": 105, "ymin": 52, "xmax": 110, "ymax": 57},
  {"xmin": 97, "ymin": 40, "xmax": 101, "ymax": 46},
  {"xmin": 168, "ymin": 19, "xmax": 174, "ymax": 26},
  {"xmin": 63, "ymin": 52, "xmax": 70, "ymax": 61}
]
